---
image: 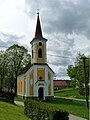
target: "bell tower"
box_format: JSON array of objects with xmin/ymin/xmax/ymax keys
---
[
  {"xmin": 30, "ymin": 12, "xmax": 47, "ymax": 64},
  {"xmin": 17, "ymin": 12, "xmax": 54, "ymax": 100}
]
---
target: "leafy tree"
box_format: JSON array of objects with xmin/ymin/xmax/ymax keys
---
[
  {"xmin": 4, "ymin": 62, "xmax": 15, "ymax": 93},
  {"xmin": 67, "ymin": 65, "xmax": 77, "ymax": 80},
  {"xmin": 0, "ymin": 44, "xmax": 31, "ymax": 95},
  {"xmin": 6, "ymin": 44, "xmax": 31, "ymax": 95},
  {"xmin": 0, "ymin": 51, "xmax": 9, "ymax": 92},
  {"xmin": 67, "ymin": 53, "xmax": 89, "ymax": 95}
]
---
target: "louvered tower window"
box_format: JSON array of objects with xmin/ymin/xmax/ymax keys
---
[{"xmin": 38, "ymin": 48, "xmax": 42, "ymax": 58}]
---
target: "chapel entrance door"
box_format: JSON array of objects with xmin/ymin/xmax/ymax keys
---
[{"xmin": 38, "ymin": 87, "xmax": 43, "ymax": 100}]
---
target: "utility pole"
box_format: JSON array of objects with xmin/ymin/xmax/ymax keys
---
[{"xmin": 82, "ymin": 57, "xmax": 89, "ymax": 120}]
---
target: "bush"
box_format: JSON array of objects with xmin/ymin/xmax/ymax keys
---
[
  {"xmin": 24, "ymin": 100, "xmax": 69, "ymax": 120},
  {"xmin": 0, "ymin": 91, "xmax": 14, "ymax": 103}
]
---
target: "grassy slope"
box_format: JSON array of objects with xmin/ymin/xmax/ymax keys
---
[
  {"xmin": 53, "ymin": 87, "xmax": 88, "ymax": 119},
  {"xmin": 15, "ymin": 97, "xmax": 88, "ymax": 119},
  {"xmin": 14, "ymin": 97, "xmax": 25, "ymax": 102},
  {"xmin": 54, "ymin": 87, "xmax": 86, "ymax": 99},
  {"xmin": 45, "ymin": 98, "xmax": 88, "ymax": 119},
  {"xmin": 0, "ymin": 101, "xmax": 30, "ymax": 120},
  {"xmin": 14, "ymin": 88, "xmax": 88, "ymax": 119}
]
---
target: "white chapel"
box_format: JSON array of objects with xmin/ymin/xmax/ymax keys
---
[{"xmin": 17, "ymin": 12, "xmax": 55, "ymax": 100}]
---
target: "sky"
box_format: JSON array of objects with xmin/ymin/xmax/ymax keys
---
[{"xmin": 0, "ymin": 0, "xmax": 90, "ymax": 79}]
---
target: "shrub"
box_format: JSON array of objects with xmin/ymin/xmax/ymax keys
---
[
  {"xmin": 24, "ymin": 100, "xmax": 69, "ymax": 120},
  {"xmin": 0, "ymin": 91, "xmax": 14, "ymax": 103}
]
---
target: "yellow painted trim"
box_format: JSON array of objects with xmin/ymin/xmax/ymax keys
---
[
  {"xmin": 37, "ymin": 68, "xmax": 45, "ymax": 80},
  {"xmin": 30, "ymin": 70, "xmax": 34, "ymax": 95},
  {"xmin": 36, "ymin": 43, "xmax": 44, "ymax": 63},
  {"xmin": 48, "ymin": 84, "xmax": 51, "ymax": 95},
  {"xmin": 48, "ymin": 72, "xmax": 51, "ymax": 80},
  {"xmin": 17, "ymin": 80, "xmax": 20, "ymax": 94},
  {"xmin": 21, "ymin": 81, "xmax": 22, "ymax": 94},
  {"xmin": 17, "ymin": 77, "xmax": 26, "ymax": 95},
  {"xmin": 24, "ymin": 78, "xmax": 26, "ymax": 95}
]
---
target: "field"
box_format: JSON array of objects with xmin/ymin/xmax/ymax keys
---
[
  {"xmin": 54, "ymin": 87, "xmax": 86, "ymax": 99},
  {"xmin": 53, "ymin": 87, "xmax": 89, "ymax": 119},
  {"xmin": 0, "ymin": 88, "xmax": 88, "ymax": 119},
  {"xmin": 45, "ymin": 98, "xmax": 88, "ymax": 119},
  {"xmin": 0, "ymin": 101, "xmax": 30, "ymax": 120}
]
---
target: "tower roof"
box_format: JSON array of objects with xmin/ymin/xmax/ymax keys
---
[
  {"xmin": 35, "ymin": 12, "xmax": 42, "ymax": 37},
  {"xmin": 30, "ymin": 12, "xmax": 48, "ymax": 44}
]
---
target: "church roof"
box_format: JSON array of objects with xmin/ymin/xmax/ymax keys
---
[
  {"xmin": 35, "ymin": 12, "xmax": 42, "ymax": 37},
  {"xmin": 30, "ymin": 12, "xmax": 47, "ymax": 44},
  {"xmin": 18, "ymin": 63, "xmax": 55, "ymax": 76},
  {"xmin": 18, "ymin": 62, "xmax": 31, "ymax": 76}
]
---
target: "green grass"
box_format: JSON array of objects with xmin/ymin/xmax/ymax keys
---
[
  {"xmin": 8, "ymin": 88, "xmax": 89, "ymax": 119},
  {"xmin": 0, "ymin": 98, "xmax": 88, "ymax": 119},
  {"xmin": 14, "ymin": 96, "xmax": 25, "ymax": 102},
  {"xmin": 0, "ymin": 101, "xmax": 31, "ymax": 120},
  {"xmin": 54, "ymin": 87, "xmax": 86, "ymax": 99},
  {"xmin": 45, "ymin": 98, "xmax": 88, "ymax": 119}
]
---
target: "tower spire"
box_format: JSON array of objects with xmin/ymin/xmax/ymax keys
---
[{"xmin": 35, "ymin": 12, "xmax": 42, "ymax": 37}]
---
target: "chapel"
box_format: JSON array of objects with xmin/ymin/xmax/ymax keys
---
[{"xmin": 17, "ymin": 12, "xmax": 55, "ymax": 100}]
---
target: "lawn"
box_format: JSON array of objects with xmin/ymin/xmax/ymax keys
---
[
  {"xmin": 14, "ymin": 96, "xmax": 25, "ymax": 102},
  {"xmin": 14, "ymin": 88, "xmax": 89, "ymax": 119},
  {"xmin": 0, "ymin": 98, "xmax": 88, "ymax": 119},
  {"xmin": 54, "ymin": 87, "xmax": 86, "ymax": 99},
  {"xmin": 0, "ymin": 101, "xmax": 30, "ymax": 120},
  {"xmin": 54, "ymin": 87, "xmax": 89, "ymax": 119},
  {"xmin": 45, "ymin": 98, "xmax": 88, "ymax": 119}
]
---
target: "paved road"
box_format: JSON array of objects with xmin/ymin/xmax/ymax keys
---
[
  {"xmin": 69, "ymin": 114, "xmax": 87, "ymax": 120},
  {"xmin": 54, "ymin": 96, "xmax": 90, "ymax": 102},
  {"xmin": 15, "ymin": 101, "xmax": 87, "ymax": 120},
  {"xmin": 14, "ymin": 101, "xmax": 24, "ymax": 106}
]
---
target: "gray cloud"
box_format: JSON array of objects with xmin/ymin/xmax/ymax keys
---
[
  {"xmin": 56, "ymin": 66, "xmax": 69, "ymax": 79},
  {"xmin": 47, "ymin": 33, "xmax": 75, "ymax": 58},
  {"xmin": 25, "ymin": 0, "xmax": 89, "ymax": 37},
  {"xmin": 0, "ymin": 32, "xmax": 24, "ymax": 49},
  {"xmin": 46, "ymin": 33, "xmax": 75, "ymax": 78},
  {"xmin": 0, "ymin": 0, "xmax": 89, "ymax": 79},
  {"xmin": 24, "ymin": 0, "xmax": 90, "ymax": 79}
]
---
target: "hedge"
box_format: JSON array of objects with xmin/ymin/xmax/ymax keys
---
[
  {"xmin": 24, "ymin": 100, "xmax": 69, "ymax": 120},
  {"xmin": 0, "ymin": 91, "xmax": 14, "ymax": 103}
]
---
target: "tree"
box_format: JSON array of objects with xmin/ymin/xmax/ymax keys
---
[
  {"xmin": 6, "ymin": 44, "xmax": 31, "ymax": 95},
  {"xmin": 67, "ymin": 53, "xmax": 89, "ymax": 95},
  {"xmin": 0, "ymin": 51, "xmax": 9, "ymax": 92}
]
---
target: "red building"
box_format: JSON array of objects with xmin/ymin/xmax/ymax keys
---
[{"xmin": 54, "ymin": 80, "xmax": 68, "ymax": 89}]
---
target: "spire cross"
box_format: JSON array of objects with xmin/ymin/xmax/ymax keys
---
[{"xmin": 37, "ymin": 9, "xmax": 39, "ymax": 15}]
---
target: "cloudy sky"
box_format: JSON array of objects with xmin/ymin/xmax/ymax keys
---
[{"xmin": 0, "ymin": 0, "xmax": 90, "ymax": 79}]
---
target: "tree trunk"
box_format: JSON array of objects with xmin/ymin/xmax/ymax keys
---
[
  {"xmin": 10, "ymin": 83, "xmax": 13, "ymax": 94},
  {"xmin": 15, "ymin": 74, "xmax": 17, "ymax": 96},
  {"xmin": 0, "ymin": 78, "xmax": 3, "ymax": 92}
]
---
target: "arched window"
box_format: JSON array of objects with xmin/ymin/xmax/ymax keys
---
[{"xmin": 38, "ymin": 49, "xmax": 42, "ymax": 58}]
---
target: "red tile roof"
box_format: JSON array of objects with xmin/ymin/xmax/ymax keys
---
[{"xmin": 54, "ymin": 80, "xmax": 68, "ymax": 87}]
